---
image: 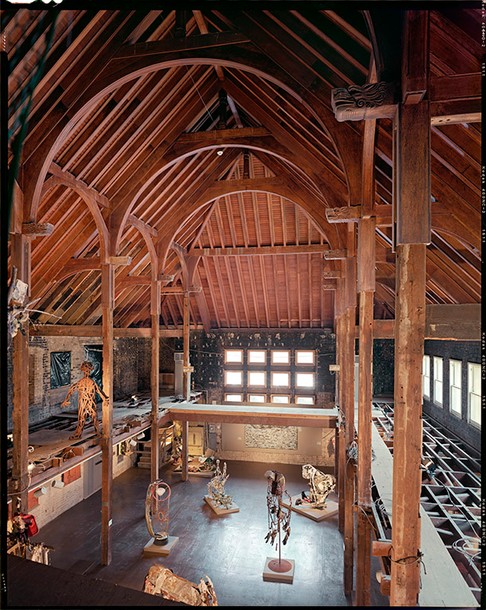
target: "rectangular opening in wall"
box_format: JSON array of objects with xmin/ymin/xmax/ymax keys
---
[
  {"xmin": 225, "ymin": 393, "xmax": 243, "ymax": 402},
  {"xmin": 271, "ymin": 350, "xmax": 290, "ymax": 365},
  {"xmin": 271, "ymin": 371, "xmax": 290, "ymax": 387},
  {"xmin": 296, "ymin": 350, "xmax": 315, "ymax": 365},
  {"xmin": 225, "ymin": 349, "xmax": 243, "ymax": 364},
  {"xmin": 433, "ymin": 356, "xmax": 443, "ymax": 406},
  {"xmin": 423, "ymin": 355, "xmax": 430, "ymax": 399},
  {"xmin": 248, "ymin": 394, "xmax": 266, "ymax": 403},
  {"xmin": 271, "ymin": 394, "xmax": 290, "ymax": 404},
  {"xmin": 449, "ymin": 359, "xmax": 462, "ymax": 417},
  {"xmin": 248, "ymin": 370, "xmax": 266, "ymax": 387},
  {"xmin": 248, "ymin": 350, "xmax": 266, "ymax": 364},
  {"xmin": 296, "ymin": 395, "xmax": 315, "ymax": 405},
  {"xmin": 468, "ymin": 362, "xmax": 481, "ymax": 428},
  {"xmin": 224, "ymin": 370, "xmax": 242, "ymax": 386},
  {"xmin": 296, "ymin": 372, "xmax": 315, "ymax": 388}
]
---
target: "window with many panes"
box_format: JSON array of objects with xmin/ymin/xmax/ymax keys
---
[
  {"xmin": 467, "ymin": 363, "xmax": 481, "ymax": 428},
  {"xmin": 422, "ymin": 355, "xmax": 430, "ymax": 399},
  {"xmin": 433, "ymin": 356, "xmax": 443, "ymax": 406},
  {"xmin": 449, "ymin": 359, "xmax": 462, "ymax": 417},
  {"xmin": 223, "ymin": 348, "xmax": 316, "ymax": 404}
]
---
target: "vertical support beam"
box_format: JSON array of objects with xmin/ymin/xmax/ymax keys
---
[
  {"xmin": 10, "ymin": 233, "xmax": 30, "ymax": 512},
  {"xmin": 342, "ymin": 235, "xmax": 357, "ymax": 597},
  {"xmin": 355, "ymin": 218, "xmax": 376, "ymax": 606},
  {"xmin": 335, "ymin": 282, "xmax": 346, "ymax": 534},
  {"xmin": 100, "ymin": 262, "xmax": 114, "ymax": 566},
  {"xmin": 390, "ymin": 244, "xmax": 426, "ymax": 605},
  {"xmin": 183, "ymin": 291, "xmax": 191, "ymax": 401},
  {"xmin": 390, "ymin": 12, "xmax": 430, "ymax": 605},
  {"xmin": 150, "ymin": 279, "xmax": 161, "ymax": 482},
  {"xmin": 181, "ymin": 420, "xmax": 189, "ymax": 482}
]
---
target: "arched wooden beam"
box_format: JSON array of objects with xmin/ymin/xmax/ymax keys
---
[
  {"xmin": 128, "ymin": 215, "xmax": 159, "ymax": 280},
  {"xmin": 22, "ymin": 41, "xmax": 360, "ymax": 231},
  {"xmin": 157, "ymin": 178, "xmax": 344, "ymax": 271},
  {"xmin": 110, "ymin": 141, "xmax": 345, "ymax": 255},
  {"xmin": 40, "ymin": 172, "xmax": 109, "ymax": 261}
]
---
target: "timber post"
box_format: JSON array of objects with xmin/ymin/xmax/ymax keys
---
[{"xmin": 150, "ymin": 279, "xmax": 161, "ymax": 482}]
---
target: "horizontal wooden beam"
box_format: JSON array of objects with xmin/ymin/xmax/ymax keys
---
[
  {"xmin": 29, "ymin": 325, "xmax": 203, "ymax": 337},
  {"xmin": 189, "ymin": 244, "xmax": 330, "ymax": 256},
  {"xmin": 176, "ymin": 126, "xmax": 270, "ymax": 145},
  {"xmin": 326, "ymin": 206, "xmax": 362, "ymax": 223},
  {"xmin": 323, "ymin": 249, "xmax": 347, "ymax": 260},
  {"xmin": 108, "ymin": 256, "xmax": 132, "ymax": 266},
  {"xmin": 353, "ymin": 304, "xmax": 480, "ymax": 340},
  {"xmin": 22, "ymin": 222, "xmax": 54, "ymax": 236},
  {"xmin": 322, "ymin": 270, "xmax": 341, "ymax": 279}
]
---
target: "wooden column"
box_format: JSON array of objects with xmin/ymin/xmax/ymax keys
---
[
  {"xmin": 182, "ymin": 291, "xmax": 191, "ymax": 401},
  {"xmin": 10, "ymin": 233, "xmax": 31, "ymax": 512},
  {"xmin": 150, "ymin": 279, "xmax": 161, "ymax": 482},
  {"xmin": 181, "ymin": 420, "xmax": 189, "ymax": 482},
  {"xmin": 100, "ymin": 262, "xmax": 114, "ymax": 566},
  {"xmin": 342, "ymin": 240, "xmax": 357, "ymax": 597},
  {"xmin": 390, "ymin": 11, "xmax": 430, "ymax": 603},
  {"xmin": 356, "ymin": 217, "xmax": 376, "ymax": 606},
  {"xmin": 335, "ymin": 282, "xmax": 346, "ymax": 534}
]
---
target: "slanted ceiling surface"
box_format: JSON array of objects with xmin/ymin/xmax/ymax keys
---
[{"xmin": 4, "ymin": 7, "xmax": 481, "ymax": 331}]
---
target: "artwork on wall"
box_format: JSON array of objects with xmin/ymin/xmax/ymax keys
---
[{"xmin": 245, "ymin": 425, "xmax": 298, "ymax": 450}]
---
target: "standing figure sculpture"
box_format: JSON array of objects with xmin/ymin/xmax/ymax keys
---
[
  {"xmin": 207, "ymin": 459, "xmax": 233, "ymax": 509},
  {"xmin": 264, "ymin": 470, "xmax": 292, "ymax": 547},
  {"xmin": 145, "ymin": 480, "xmax": 171, "ymax": 546},
  {"xmin": 296, "ymin": 464, "xmax": 336, "ymax": 509},
  {"xmin": 61, "ymin": 360, "xmax": 106, "ymax": 439}
]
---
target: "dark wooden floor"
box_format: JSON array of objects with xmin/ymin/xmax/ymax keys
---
[{"xmin": 9, "ymin": 460, "xmax": 389, "ymax": 607}]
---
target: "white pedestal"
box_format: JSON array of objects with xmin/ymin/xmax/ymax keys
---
[
  {"xmin": 283, "ymin": 494, "xmax": 338, "ymax": 522},
  {"xmin": 204, "ymin": 495, "xmax": 240, "ymax": 515},
  {"xmin": 263, "ymin": 557, "xmax": 295, "ymax": 583},
  {"xmin": 143, "ymin": 535, "xmax": 179, "ymax": 556}
]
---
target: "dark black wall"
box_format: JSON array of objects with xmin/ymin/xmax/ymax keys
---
[
  {"xmin": 176, "ymin": 329, "xmax": 337, "ymax": 405},
  {"xmin": 423, "ymin": 340, "xmax": 481, "ymax": 452},
  {"xmin": 372, "ymin": 339, "xmax": 395, "ymax": 397}
]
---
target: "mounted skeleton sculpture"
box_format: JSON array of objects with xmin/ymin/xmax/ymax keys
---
[
  {"xmin": 296, "ymin": 464, "xmax": 336, "ymax": 509},
  {"xmin": 207, "ymin": 459, "xmax": 233, "ymax": 509},
  {"xmin": 264, "ymin": 470, "xmax": 292, "ymax": 547}
]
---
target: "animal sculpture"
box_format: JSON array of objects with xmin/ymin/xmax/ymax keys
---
[{"xmin": 298, "ymin": 464, "xmax": 336, "ymax": 509}]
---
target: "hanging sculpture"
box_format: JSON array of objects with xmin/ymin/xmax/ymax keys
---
[
  {"xmin": 296, "ymin": 464, "xmax": 336, "ymax": 510},
  {"xmin": 207, "ymin": 459, "xmax": 233, "ymax": 510},
  {"xmin": 145, "ymin": 480, "xmax": 171, "ymax": 546},
  {"xmin": 144, "ymin": 565, "xmax": 218, "ymax": 606},
  {"xmin": 61, "ymin": 360, "xmax": 106, "ymax": 439},
  {"xmin": 264, "ymin": 470, "xmax": 292, "ymax": 547}
]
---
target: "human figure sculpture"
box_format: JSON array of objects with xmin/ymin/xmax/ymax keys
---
[
  {"xmin": 207, "ymin": 459, "xmax": 233, "ymax": 509},
  {"xmin": 264, "ymin": 470, "xmax": 291, "ymax": 547},
  {"xmin": 61, "ymin": 361, "xmax": 106, "ymax": 439},
  {"xmin": 296, "ymin": 464, "xmax": 336, "ymax": 509}
]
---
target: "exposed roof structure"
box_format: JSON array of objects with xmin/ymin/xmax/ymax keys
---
[{"xmin": 5, "ymin": 5, "xmax": 481, "ymax": 332}]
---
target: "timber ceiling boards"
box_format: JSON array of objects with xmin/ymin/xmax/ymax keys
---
[{"xmin": 4, "ymin": 6, "xmax": 481, "ymax": 332}]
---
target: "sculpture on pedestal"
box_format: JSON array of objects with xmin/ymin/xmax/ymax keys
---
[
  {"xmin": 296, "ymin": 464, "xmax": 336, "ymax": 509},
  {"xmin": 145, "ymin": 480, "xmax": 171, "ymax": 546},
  {"xmin": 207, "ymin": 459, "xmax": 233, "ymax": 510}
]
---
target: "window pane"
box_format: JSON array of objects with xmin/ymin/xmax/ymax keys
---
[
  {"xmin": 468, "ymin": 363, "xmax": 481, "ymax": 426},
  {"xmin": 271, "ymin": 372, "xmax": 290, "ymax": 387},
  {"xmin": 225, "ymin": 350, "xmax": 243, "ymax": 363},
  {"xmin": 296, "ymin": 395, "xmax": 315, "ymax": 405},
  {"xmin": 433, "ymin": 357, "xmax": 443, "ymax": 405},
  {"xmin": 248, "ymin": 371, "xmax": 266, "ymax": 386},
  {"xmin": 225, "ymin": 370, "xmax": 242, "ymax": 385},
  {"xmin": 248, "ymin": 350, "xmax": 266, "ymax": 364},
  {"xmin": 296, "ymin": 350, "xmax": 314, "ymax": 365},
  {"xmin": 271, "ymin": 351, "xmax": 289, "ymax": 364},
  {"xmin": 249, "ymin": 394, "xmax": 266, "ymax": 403},
  {"xmin": 225, "ymin": 394, "xmax": 243, "ymax": 402},
  {"xmin": 449, "ymin": 360, "xmax": 462, "ymax": 416},
  {"xmin": 296, "ymin": 372, "xmax": 314, "ymax": 388},
  {"xmin": 271, "ymin": 395, "xmax": 290, "ymax": 404},
  {"xmin": 423, "ymin": 355, "xmax": 430, "ymax": 399}
]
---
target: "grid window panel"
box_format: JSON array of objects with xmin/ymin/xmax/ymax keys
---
[
  {"xmin": 225, "ymin": 349, "xmax": 243, "ymax": 363},
  {"xmin": 271, "ymin": 395, "xmax": 290, "ymax": 404},
  {"xmin": 433, "ymin": 357, "xmax": 443, "ymax": 406},
  {"xmin": 296, "ymin": 395, "xmax": 315, "ymax": 405},
  {"xmin": 248, "ymin": 394, "xmax": 266, "ymax": 403},
  {"xmin": 423, "ymin": 355, "xmax": 431, "ymax": 399},
  {"xmin": 248, "ymin": 350, "xmax": 266, "ymax": 364},
  {"xmin": 225, "ymin": 393, "xmax": 243, "ymax": 402},
  {"xmin": 271, "ymin": 371, "xmax": 290, "ymax": 387},
  {"xmin": 296, "ymin": 372, "xmax": 315, "ymax": 388},
  {"xmin": 468, "ymin": 363, "xmax": 481, "ymax": 427},
  {"xmin": 449, "ymin": 359, "xmax": 462, "ymax": 416},
  {"xmin": 248, "ymin": 370, "xmax": 266, "ymax": 386},
  {"xmin": 224, "ymin": 370, "xmax": 243, "ymax": 386},
  {"xmin": 296, "ymin": 350, "xmax": 315, "ymax": 365},
  {"xmin": 271, "ymin": 350, "xmax": 290, "ymax": 365}
]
